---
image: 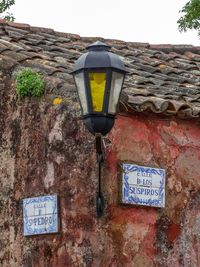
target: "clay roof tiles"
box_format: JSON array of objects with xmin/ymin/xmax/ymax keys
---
[{"xmin": 1, "ymin": 20, "xmax": 200, "ymax": 119}]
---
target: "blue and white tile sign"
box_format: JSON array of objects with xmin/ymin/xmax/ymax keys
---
[
  {"xmin": 23, "ymin": 195, "xmax": 59, "ymax": 236},
  {"xmin": 122, "ymin": 164, "xmax": 165, "ymax": 208}
]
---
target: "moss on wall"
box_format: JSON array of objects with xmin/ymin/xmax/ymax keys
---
[{"xmin": 16, "ymin": 68, "xmax": 45, "ymax": 97}]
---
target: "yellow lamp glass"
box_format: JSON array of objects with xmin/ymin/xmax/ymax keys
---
[{"xmin": 89, "ymin": 72, "xmax": 106, "ymax": 112}]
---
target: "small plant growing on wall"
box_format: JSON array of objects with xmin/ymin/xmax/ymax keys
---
[{"xmin": 16, "ymin": 68, "xmax": 45, "ymax": 97}]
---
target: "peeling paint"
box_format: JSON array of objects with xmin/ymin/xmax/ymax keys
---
[
  {"xmin": 44, "ymin": 161, "xmax": 55, "ymax": 189},
  {"xmin": 48, "ymin": 114, "xmax": 64, "ymax": 143}
]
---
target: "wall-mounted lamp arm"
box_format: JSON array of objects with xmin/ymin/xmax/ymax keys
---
[{"xmin": 95, "ymin": 133, "xmax": 105, "ymax": 217}]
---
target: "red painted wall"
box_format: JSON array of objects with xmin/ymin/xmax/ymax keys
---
[{"xmin": 105, "ymin": 114, "xmax": 200, "ymax": 266}]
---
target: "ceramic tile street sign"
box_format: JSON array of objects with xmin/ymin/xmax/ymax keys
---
[
  {"xmin": 23, "ymin": 195, "xmax": 59, "ymax": 236},
  {"xmin": 121, "ymin": 164, "xmax": 165, "ymax": 208}
]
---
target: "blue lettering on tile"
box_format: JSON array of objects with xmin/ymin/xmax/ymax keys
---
[
  {"xmin": 23, "ymin": 195, "xmax": 58, "ymax": 236},
  {"xmin": 122, "ymin": 164, "xmax": 165, "ymax": 208}
]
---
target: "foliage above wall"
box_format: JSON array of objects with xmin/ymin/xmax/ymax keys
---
[
  {"xmin": 16, "ymin": 68, "xmax": 45, "ymax": 97},
  {"xmin": 0, "ymin": 0, "xmax": 15, "ymax": 21},
  {"xmin": 177, "ymin": 0, "xmax": 200, "ymax": 37}
]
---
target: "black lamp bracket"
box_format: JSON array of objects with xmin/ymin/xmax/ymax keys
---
[
  {"xmin": 95, "ymin": 133, "xmax": 104, "ymax": 163},
  {"xmin": 95, "ymin": 133, "xmax": 105, "ymax": 217}
]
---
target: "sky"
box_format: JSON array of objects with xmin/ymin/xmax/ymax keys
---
[{"xmin": 9, "ymin": 0, "xmax": 199, "ymax": 45}]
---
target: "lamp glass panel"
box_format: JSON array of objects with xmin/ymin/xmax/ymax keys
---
[
  {"xmin": 74, "ymin": 72, "xmax": 88, "ymax": 115},
  {"xmin": 108, "ymin": 72, "xmax": 124, "ymax": 114},
  {"xmin": 89, "ymin": 72, "xmax": 106, "ymax": 112}
]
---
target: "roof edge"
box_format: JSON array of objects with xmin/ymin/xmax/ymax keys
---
[{"xmin": 0, "ymin": 19, "xmax": 199, "ymax": 54}]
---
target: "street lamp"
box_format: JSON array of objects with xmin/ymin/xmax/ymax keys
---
[{"xmin": 72, "ymin": 41, "xmax": 127, "ymax": 217}]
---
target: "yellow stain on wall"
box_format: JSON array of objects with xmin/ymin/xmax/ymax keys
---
[{"xmin": 53, "ymin": 98, "xmax": 62, "ymax": 105}]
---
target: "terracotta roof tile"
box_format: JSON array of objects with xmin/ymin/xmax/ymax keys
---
[
  {"xmin": 0, "ymin": 54, "xmax": 18, "ymax": 70},
  {"xmin": 1, "ymin": 50, "xmax": 30, "ymax": 62},
  {"xmin": 1, "ymin": 20, "xmax": 200, "ymax": 119}
]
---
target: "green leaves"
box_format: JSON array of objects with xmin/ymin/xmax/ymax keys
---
[
  {"xmin": 0, "ymin": 0, "xmax": 15, "ymax": 13},
  {"xmin": 0, "ymin": 0, "xmax": 15, "ymax": 21},
  {"xmin": 16, "ymin": 69, "xmax": 45, "ymax": 97},
  {"xmin": 177, "ymin": 0, "xmax": 200, "ymax": 36}
]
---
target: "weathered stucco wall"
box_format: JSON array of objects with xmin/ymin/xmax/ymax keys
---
[
  {"xmin": 1, "ymin": 71, "xmax": 200, "ymax": 266},
  {"xmin": 108, "ymin": 114, "xmax": 200, "ymax": 267}
]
